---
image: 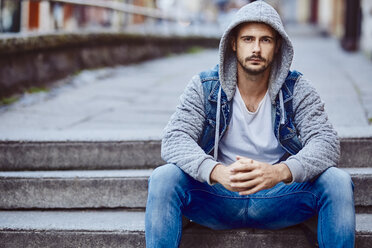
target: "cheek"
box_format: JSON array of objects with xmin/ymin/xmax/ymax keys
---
[
  {"xmin": 236, "ymin": 46, "xmax": 248, "ymax": 58},
  {"xmin": 263, "ymin": 47, "xmax": 276, "ymax": 61},
  {"xmin": 237, "ymin": 43, "xmax": 253, "ymax": 53}
]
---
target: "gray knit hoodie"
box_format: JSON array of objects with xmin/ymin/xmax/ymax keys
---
[{"xmin": 162, "ymin": 1, "xmax": 340, "ymax": 185}]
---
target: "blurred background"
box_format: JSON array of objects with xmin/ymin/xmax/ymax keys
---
[
  {"xmin": 0, "ymin": 0, "xmax": 371, "ymax": 133},
  {"xmin": 1, "ymin": 2, "xmax": 372, "ymax": 246},
  {"xmin": 0, "ymin": 0, "xmax": 370, "ymax": 54}
]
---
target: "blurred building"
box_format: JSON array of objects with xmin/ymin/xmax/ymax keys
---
[
  {"xmin": 1, "ymin": 0, "xmax": 160, "ymax": 33},
  {"xmin": 280, "ymin": 0, "xmax": 371, "ymax": 56},
  {"xmin": 156, "ymin": 0, "xmax": 220, "ymax": 24},
  {"xmin": 1, "ymin": 0, "xmax": 370, "ymax": 57},
  {"xmin": 0, "ymin": 0, "xmax": 22, "ymax": 32},
  {"xmin": 0, "ymin": 0, "xmax": 226, "ymax": 32},
  {"xmin": 361, "ymin": 0, "xmax": 372, "ymax": 58}
]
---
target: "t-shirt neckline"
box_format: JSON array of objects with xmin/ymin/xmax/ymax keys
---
[{"xmin": 235, "ymin": 87, "xmax": 269, "ymax": 115}]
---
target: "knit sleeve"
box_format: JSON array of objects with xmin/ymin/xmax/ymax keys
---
[{"xmin": 284, "ymin": 76, "xmax": 340, "ymax": 183}]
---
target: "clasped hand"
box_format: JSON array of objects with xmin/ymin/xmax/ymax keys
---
[{"xmin": 211, "ymin": 155, "xmax": 291, "ymax": 195}]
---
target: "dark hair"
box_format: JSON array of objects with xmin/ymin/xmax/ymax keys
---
[
  {"xmin": 230, "ymin": 22, "xmax": 281, "ymax": 41},
  {"xmin": 231, "ymin": 23, "xmax": 245, "ymax": 40}
]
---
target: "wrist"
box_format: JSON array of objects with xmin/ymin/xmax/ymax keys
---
[
  {"xmin": 275, "ymin": 163, "xmax": 293, "ymax": 183},
  {"xmin": 210, "ymin": 163, "xmax": 224, "ymax": 184}
]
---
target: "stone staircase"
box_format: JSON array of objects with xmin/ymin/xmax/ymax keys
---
[{"xmin": 0, "ymin": 138, "xmax": 372, "ymax": 247}]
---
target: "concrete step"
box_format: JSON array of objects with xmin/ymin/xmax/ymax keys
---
[
  {"xmin": 0, "ymin": 170, "xmax": 152, "ymax": 209},
  {"xmin": 0, "ymin": 168, "xmax": 371, "ymax": 210},
  {"xmin": 0, "ymin": 140, "xmax": 164, "ymax": 171},
  {"xmin": 0, "ymin": 210, "xmax": 371, "ymax": 248},
  {"xmin": 340, "ymin": 138, "xmax": 372, "ymax": 168},
  {"xmin": 1, "ymin": 138, "xmax": 371, "ymax": 171}
]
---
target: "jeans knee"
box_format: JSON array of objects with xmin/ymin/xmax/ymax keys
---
[
  {"xmin": 148, "ymin": 164, "xmax": 186, "ymax": 197},
  {"xmin": 329, "ymin": 167, "xmax": 353, "ymax": 189},
  {"xmin": 317, "ymin": 167, "xmax": 354, "ymax": 202}
]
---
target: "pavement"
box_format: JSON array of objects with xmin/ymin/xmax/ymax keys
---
[{"xmin": 1, "ymin": 25, "xmax": 372, "ymax": 141}]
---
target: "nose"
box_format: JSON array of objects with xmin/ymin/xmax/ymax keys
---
[{"xmin": 252, "ymin": 40, "xmax": 261, "ymax": 54}]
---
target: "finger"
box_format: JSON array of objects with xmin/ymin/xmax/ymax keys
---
[
  {"xmin": 224, "ymin": 182, "xmax": 246, "ymax": 192},
  {"xmin": 230, "ymin": 178, "xmax": 260, "ymax": 189},
  {"xmin": 229, "ymin": 171, "xmax": 258, "ymax": 182},
  {"xmin": 229, "ymin": 186, "xmax": 247, "ymax": 192},
  {"xmin": 238, "ymin": 184, "xmax": 263, "ymax": 195},
  {"xmin": 236, "ymin": 158, "xmax": 256, "ymax": 166},
  {"xmin": 243, "ymin": 158, "xmax": 255, "ymax": 164},
  {"xmin": 230, "ymin": 162, "xmax": 256, "ymax": 173}
]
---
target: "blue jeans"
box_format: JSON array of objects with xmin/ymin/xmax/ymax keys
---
[{"xmin": 145, "ymin": 164, "xmax": 355, "ymax": 247}]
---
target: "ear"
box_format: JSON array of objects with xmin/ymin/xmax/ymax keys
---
[{"xmin": 231, "ymin": 37, "xmax": 237, "ymax": 52}]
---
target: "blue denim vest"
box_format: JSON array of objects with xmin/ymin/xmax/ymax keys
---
[{"xmin": 198, "ymin": 64, "xmax": 303, "ymax": 157}]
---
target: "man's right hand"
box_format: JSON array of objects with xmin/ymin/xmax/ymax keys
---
[{"xmin": 210, "ymin": 162, "xmax": 246, "ymax": 192}]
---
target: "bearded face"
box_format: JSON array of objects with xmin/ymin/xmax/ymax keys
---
[{"xmin": 232, "ymin": 22, "xmax": 280, "ymax": 76}]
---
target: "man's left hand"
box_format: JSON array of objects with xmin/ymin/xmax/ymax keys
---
[{"xmin": 229, "ymin": 156, "xmax": 292, "ymax": 195}]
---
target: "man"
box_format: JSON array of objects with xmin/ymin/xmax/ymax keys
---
[{"xmin": 145, "ymin": 1, "xmax": 355, "ymax": 247}]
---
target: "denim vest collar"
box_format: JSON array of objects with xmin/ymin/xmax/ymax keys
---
[{"xmin": 207, "ymin": 78, "xmax": 228, "ymax": 104}]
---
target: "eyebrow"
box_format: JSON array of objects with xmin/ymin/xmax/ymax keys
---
[{"xmin": 240, "ymin": 35, "xmax": 275, "ymax": 40}]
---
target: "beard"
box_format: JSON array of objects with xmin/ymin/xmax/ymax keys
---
[{"xmin": 237, "ymin": 55, "xmax": 272, "ymax": 75}]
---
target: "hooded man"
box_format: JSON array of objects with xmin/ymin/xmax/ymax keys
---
[{"xmin": 145, "ymin": 1, "xmax": 355, "ymax": 247}]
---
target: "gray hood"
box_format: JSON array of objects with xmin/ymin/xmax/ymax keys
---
[{"xmin": 218, "ymin": 0, "xmax": 294, "ymax": 104}]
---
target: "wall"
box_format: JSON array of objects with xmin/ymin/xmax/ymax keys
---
[{"xmin": 0, "ymin": 32, "xmax": 219, "ymax": 99}]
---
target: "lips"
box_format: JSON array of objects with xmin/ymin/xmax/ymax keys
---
[{"xmin": 246, "ymin": 57, "xmax": 265, "ymax": 62}]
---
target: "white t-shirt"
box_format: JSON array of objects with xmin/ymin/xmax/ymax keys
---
[{"xmin": 218, "ymin": 87, "xmax": 285, "ymax": 165}]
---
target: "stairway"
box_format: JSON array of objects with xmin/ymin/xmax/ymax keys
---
[{"xmin": 0, "ymin": 138, "xmax": 371, "ymax": 247}]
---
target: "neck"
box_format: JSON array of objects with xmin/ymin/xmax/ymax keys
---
[{"xmin": 237, "ymin": 65, "xmax": 271, "ymax": 99}]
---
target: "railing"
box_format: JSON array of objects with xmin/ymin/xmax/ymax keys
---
[
  {"xmin": 49, "ymin": 0, "xmax": 188, "ymax": 22},
  {"xmin": 1, "ymin": 0, "xmax": 218, "ymax": 34}
]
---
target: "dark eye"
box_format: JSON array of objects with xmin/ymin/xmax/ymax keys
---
[
  {"xmin": 262, "ymin": 38, "xmax": 271, "ymax": 43},
  {"xmin": 243, "ymin": 37, "xmax": 253, "ymax": 42}
]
